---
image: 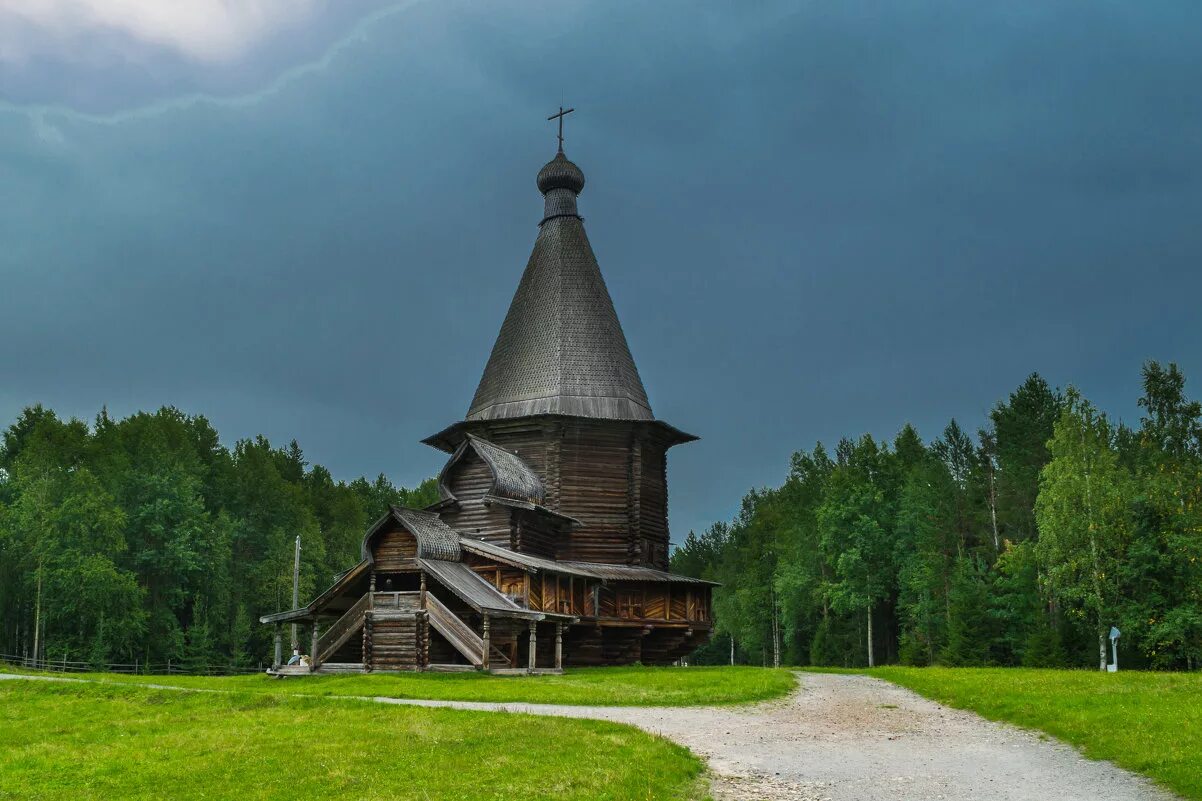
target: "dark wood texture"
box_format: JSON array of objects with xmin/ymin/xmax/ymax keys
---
[
  {"xmin": 456, "ymin": 417, "xmax": 673, "ymax": 569},
  {"xmin": 372, "ymin": 528, "xmax": 417, "ymax": 572},
  {"xmin": 439, "ymin": 449, "xmax": 511, "ymax": 542}
]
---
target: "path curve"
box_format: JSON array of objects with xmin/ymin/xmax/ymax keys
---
[{"xmin": 1, "ymin": 672, "xmax": 1178, "ymax": 801}]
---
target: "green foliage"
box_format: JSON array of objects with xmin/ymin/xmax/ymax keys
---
[
  {"xmin": 1036, "ymin": 389, "xmax": 1133, "ymax": 668},
  {"xmin": 686, "ymin": 364, "xmax": 1202, "ymax": 672},
  {"xmin": 0, "ymin": 405, "xmax": 433, "ymax": 668}
]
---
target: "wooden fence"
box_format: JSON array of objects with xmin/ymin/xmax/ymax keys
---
[{"xmin": 0, "ymin": 653, "xmax": 263, "ymax": 676}]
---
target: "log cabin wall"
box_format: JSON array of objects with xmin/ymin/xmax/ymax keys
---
[
  {"xmin": 452, "ymin": 416, "xmax": 674, "ymax": 568},
  {"xmin": 372, "ymin": 526, "xmax": 417, "ymax": 572},
  {"xmin": 638, "ymin": 430, "xmax": 671, "ymax": 570},
  {"xmin": 439, "ymin": 449, "xmax": 511, "ymax": 544},
  {"xmin": 558, "ymin": 419, "xmax": 642, "ymax": 564},
  {"xmin": 368, "ymin": 614, "xmax": 421, "ymax": 671},
  {"xmin": 512, "ymin": 512, "xmax": 558, "ymax": 558}
]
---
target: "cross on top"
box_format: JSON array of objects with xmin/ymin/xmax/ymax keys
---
[{"xmin": 547, "ymin": 105, "xmax": 575, "ymax": 152}]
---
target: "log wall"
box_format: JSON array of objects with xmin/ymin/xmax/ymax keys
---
[
  {"xmin": 439, "ymin": 450, "xmax": 511, "ymax": 543},
  {"xmin": 457, "ymin": 417, "xmax": 673, "ymax": 569},
  {"xmin": 372, "ymin": 528, "xmax": 417, "ymax": 572},
  {"xmin": 366, "ymin": 613, "xmax": 422, "ymax": 671}
]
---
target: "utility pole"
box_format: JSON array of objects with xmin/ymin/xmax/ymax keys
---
[
  {"xmin": 290, "ymin": 535, "xmax": 301, "ymax": 654},
  {"xmin": 32, "ymin": 559, "xmax": 42, "ymax": 669}
]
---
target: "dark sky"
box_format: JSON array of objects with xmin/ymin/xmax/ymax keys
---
[{"xmin": 2, "ymin": 1, "xmax": 1201, "ymax": 541}]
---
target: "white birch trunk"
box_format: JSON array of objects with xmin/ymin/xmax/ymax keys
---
[
  {"xmin": 771, "ymin": 591, "xmax": 781, "ymax": 669},
  {"xmin": 866, "ymin": 605, "xmax": 875, "ymax": 668}
]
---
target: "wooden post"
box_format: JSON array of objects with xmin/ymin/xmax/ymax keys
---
[
  {"xmin": 273, "ymin": 625, "xmax": 282, "ymax": 669},
  {"xmin": 291, "ymin": 535, "xmax": 301, "ymax": 654},
  {"xmin": 419, "ymin": 571, "xmax": 427, "ymax": 610},
  {"xmin": 528, "ymin": 620, "xmax": 538, "ymax": 673},
  {"xmin": 555, "ymin": 622, "xmax": 563, "ymax": 670},
  {"xmin": 421, "ymin": 611, "xmax": 429, "ymax": 670},
  {"xmin": 370, "ymin": 571, "xmax": 377, "ymax": 593},
  {"xmin": 310, "ymin": 622, "xmax": 320, "ymax": 672},
  {"xmin": 362, "ymin": 615, "xmax": 372, "ymax": 672},
  {"xmin": 482, "ymin": 614, "xmax": 491, "ymax": 672}
]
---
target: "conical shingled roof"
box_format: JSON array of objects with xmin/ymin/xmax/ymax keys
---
[{"xmin": 465, "ymin": 151, "xmax": 653, "ymax": 423}]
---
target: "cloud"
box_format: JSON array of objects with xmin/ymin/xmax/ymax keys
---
[
  {"xmin": 0, "ymin": 0, "xmax": 397, "ymax": 113},
  {"xmin": 0, "ymin": 0, "xmax": 318, "ymax": 64}
]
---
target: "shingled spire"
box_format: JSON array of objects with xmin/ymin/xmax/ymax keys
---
[{"xmin": 465, "ymin": 149, "xmax": 653, "ymax": 423}]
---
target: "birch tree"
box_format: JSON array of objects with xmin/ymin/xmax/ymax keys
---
[{"xmin": 1036, "ymin": 388, "xmax": 1132, "ymax": 670}]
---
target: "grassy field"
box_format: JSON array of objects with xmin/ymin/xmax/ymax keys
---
[
  {"xmin": 849, "ymin": 667, "xmax": 1202, "ymax": 800},
  {"xmin": 0, "ymin": 679, "xmax": 707, "ymax": 801},
  {"xmin": 1, "ymin": 665, "xmax": 794, "ymax": 707}
]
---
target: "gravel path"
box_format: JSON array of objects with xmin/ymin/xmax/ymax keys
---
[
  {"xmin": 1, "ymin": 671, "xmax": 1178, "ymax": 800},
  {"xmin": 368, "ymin": 673, "xmax": 1177, "ymax": 801}
]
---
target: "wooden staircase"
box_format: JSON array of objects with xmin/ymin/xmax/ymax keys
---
[
  {"xmin": 315, "ymin": 592, "xmax": 372, "ymax": 665},
  {"xmin": 315, "ymin": 590, "xmax": 511, "ymax": 672},
  {"xmin": 423, "ymin": 594, "xmax": 513, "ymax": 669},
  {"xmin": 425, "ymin": 593, "xmax": 484, "ymax": 666}
]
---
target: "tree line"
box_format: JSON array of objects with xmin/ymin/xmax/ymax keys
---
[
  {"xmin": 0, "ymin": 406, "xmax": 437, "ymax": 669},
  {"xmin": 672, "ymin": 362, "xmax": 1202, "ymax": 671}
]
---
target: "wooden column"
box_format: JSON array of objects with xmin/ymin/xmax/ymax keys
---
[
  {"xmin": 370, "ymin": 572, "xmax": 377, "ymax": 593},
  {"xmin": 482, "ymin": 614, "xmax": 491, "ymax": 672},
  {"xmin": 363, "ymin": 614, "xmax": 374, "ymax": 672},
  {"xmin": 310, "ymin": 623, "xmax": 320, "ymax": 671},
  {"xmin": 419, "ymin": 611, "xmax": 429, "ymax": 670},
  {"xmin": 273, "ymin": 625, "xmax": 282, "ymax": 668},
  {"xmin": 419, "ymin": 571, "xmax": 427, "ymax": 610},
  {"xmin": 528, "ymin": 621, "xmax": 538, "ymax": 672},
  {"xmin": 555, "ymin": 622, "xmax": 563, "ymax": 670}
]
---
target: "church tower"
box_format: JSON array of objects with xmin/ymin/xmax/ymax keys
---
[
  {"xmin": 263, "ymin": 120, "xmax": 713, "ymax": 672},
  {"xmin": 424, "ymin": 137, "xmax": 696, "ymax": 570}
]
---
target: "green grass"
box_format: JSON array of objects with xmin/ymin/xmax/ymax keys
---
[
  {"xmin": 3, "ymin": 665, "xmax": 794, "ymax": 707},
  {"xmin": 0, "ymin": 679, "xmax": 707, "ymax": 801},
  {"xmin": 839, "ymin": 666, "xmax": 1202, "ymax": 800}
]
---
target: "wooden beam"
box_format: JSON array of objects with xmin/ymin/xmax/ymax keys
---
[
  {"xmin": 482, "ymin": 614, "xmax": 491, "ymax": 672},
  {"xmin": 528, "ymin": 620, "xmax": 537, "ymax": 672},
  {"xmin": 273, "ymin": 625, "xmax": 282, "ymax": 668},
  {"xmin": 555, "ymin": 622, "xmax": 563, "ymax": 670}
]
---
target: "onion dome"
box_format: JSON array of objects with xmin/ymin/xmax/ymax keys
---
[{"xmin": 537, "ymin": 151, "xmax": 586, "ymax": 195}]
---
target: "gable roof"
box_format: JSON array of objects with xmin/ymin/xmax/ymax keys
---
[
  {"xmin": 440, "ymin": 434, "xmax": 544, "ymax": 504},
  {"xmin": 360, "ymin": 506, "xmax": 461, "ymax": 563},
  {"xmin": 465, "ymin": 151, "xmax": 654, "ymax": 424},
  {"xmin": 258, "ymin": 558, "xmax": 371, "ymax": 624},
  {"xmin": 418, "ymin": 558, "xmax": 542, "ymax": 618}
]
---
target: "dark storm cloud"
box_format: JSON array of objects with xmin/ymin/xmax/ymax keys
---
[{"xmin": 2, "ymin": 0, "xmax": 1200, "ymax": 539}]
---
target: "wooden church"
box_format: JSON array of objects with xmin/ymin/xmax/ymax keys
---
[{"xmin": 261, "ymin": 122, "xmax": 714, "ymax": 673}]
